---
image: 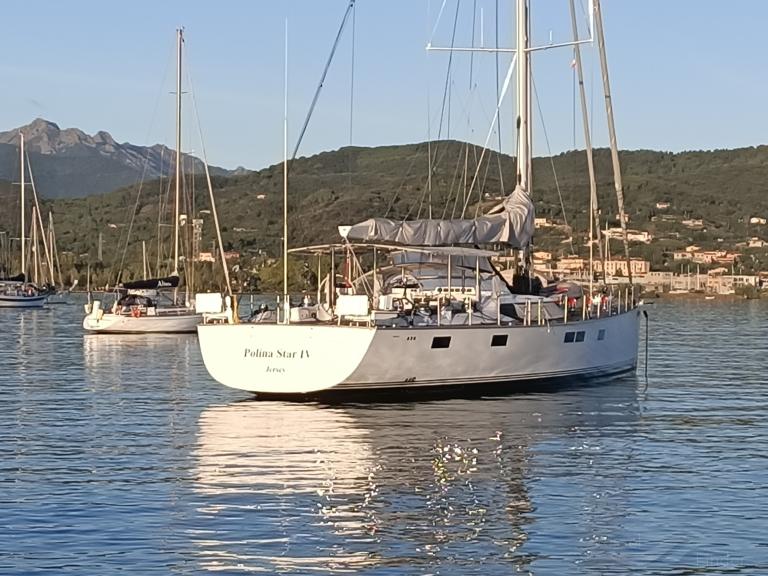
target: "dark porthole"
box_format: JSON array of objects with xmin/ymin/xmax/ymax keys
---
[
  {"xmin": 564, "ymin": 332, "xmax": 575, "ymax": 343},
  {"xmin": 431, "ymin": 336, "xmax": 451, "ymax": 349},
  {"xmin": 597, "ymin": 329, "xmax": 606, "ymax": 341},
  {"xmin": 575, "ymin": 331, "xmax": 585, "ymax": 342},
  {"xmin": 491, "ymin": 334, "xmax": 508, "ymax": 347}
]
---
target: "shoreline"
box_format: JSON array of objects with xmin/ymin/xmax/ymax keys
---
[{"xmin": 646, "ymin": 291, "xmax": 757, "ymax": 301}]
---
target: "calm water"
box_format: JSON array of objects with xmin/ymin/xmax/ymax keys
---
[{"xmin": 1, "ymin": 298, "xmax": 766, "ymax": 575}]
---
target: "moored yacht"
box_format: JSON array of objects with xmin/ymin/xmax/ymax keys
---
[
  {"xmin": 198, "ymin": 241, "xmax": 640, "ymax": 395},
  {"xmin": 0, "ymin": 133, "xmax": 47, "ymax": 309},
  {"xmin": 82, "ymin": 29, "xmax": 221, "ymax": 334},
  {"xmin": 197, "ymin": 0, "xmax": 641, "ymax": 396},
  {"xmin": 83, "ymin": 274, "xmax": 201, "ymax": 333},
  {"xmin": 0, "ymin": 276, "xmax": 47, "ymax": 309}
]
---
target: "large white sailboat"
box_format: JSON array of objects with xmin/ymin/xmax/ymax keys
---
[
  {"xmin": 83, "ymin": 29, "xmax": 204, "ymax": 334},
  {"xmin": 197, "ymin": 0, "xmax": 641, "ymax": 396},
  {"xmin": 0, "ymin": 133, "xmax": 47, "ymax": 309}
]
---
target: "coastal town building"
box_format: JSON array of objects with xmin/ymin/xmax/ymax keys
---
[
  {"xmin": 671, "ymin": 249, "xmax": 737, "ymax": 265},
  {"xmin": 557, "ymin": 256, "xmax": 586, "ymax": 273},
  {"xmin": 593, "ymin": 259, "xmax": 650, "ymax": 277},
  {"xmin": 706, "ymin": 273, "xmax": 759, "ymax": 295},
  {"xmin": 603, "ymin": 228, "xmax": 652, "ymax": 243}
]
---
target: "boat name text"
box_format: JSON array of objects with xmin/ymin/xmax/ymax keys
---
[{"xmin": 243, "ymin": 347, "xmax": 310, "ymax": 360}]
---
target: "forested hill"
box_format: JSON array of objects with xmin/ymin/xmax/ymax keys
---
[{"xmin": 2, "ymin": 140, "xmax": 768, "ymax": 285}]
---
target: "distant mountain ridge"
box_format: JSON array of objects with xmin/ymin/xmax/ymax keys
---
[{"xmin": 0, "ymin": 118, "xmax": 243, "ymax": 199}]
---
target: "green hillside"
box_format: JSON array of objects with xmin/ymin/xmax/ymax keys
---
[{"xmin": 2, "ymin": 140, "xmax": 768, "ymax": 291}]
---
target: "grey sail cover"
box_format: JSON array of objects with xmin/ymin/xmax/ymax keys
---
[{"xmin": 343, "ymin": 184, "xmax": 534, "ymax": 248}]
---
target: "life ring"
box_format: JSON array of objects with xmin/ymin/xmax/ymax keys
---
[{"xmin": 131, "ymin": 306, "xmax": 141, "ymax": 318}]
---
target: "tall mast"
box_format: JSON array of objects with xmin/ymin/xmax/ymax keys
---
[
  {"xmin": 525, "ymin": 3, "xmax": 533, "ymax": 193},
  {"xmin": 569, "ymin": 0, "xmax": 605, "ymax": 293},
  {"xmin": 594, "ymin": 0, "xmax": 632, "ymax": 285},
  {"xmin": 173, "ymin": 27, "xmax": 183, "ymax": 277},
  {"xmin": 142, "ymin": 240, "xmax": 148, "ymax": 280},
  {"xmin": 27, "ymin": 153, "xmax": 54, "ymax": 284},
  {"xmin": 282, "ymin": 19, "xmax": 289, "ymax": 323},
  {"xmin": 515, "ymin": 0, "xmax": 529, "ymax": 192},
  {"xmin": 31, "ymin": 206, "xmax": 39, "ymax": 284},
  {"xmin": 20, "ymin": 132, "xmax": 25, "ymax": 277},
  {"xmin": 49, "ymin": 211, "xmax": 64, "ymax": 289}
]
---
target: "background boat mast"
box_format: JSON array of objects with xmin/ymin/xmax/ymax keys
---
[
  {"xmin": 20, "ymin": 133, "xmax": 25, "ymax": 277},
  {"xmin": 173, "ymin": 28, "xmax": 183, "ymax": 278}
]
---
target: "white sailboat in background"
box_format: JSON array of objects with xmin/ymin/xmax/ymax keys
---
[
  {"xmin": 0, "ymin": 133, "xmax": 47, "ymax": 309},
  {"xmin": 83, "ymin": 28, "xmax": 211, "ymax": 333},
  {"xmin": 197, "ymin": 0, "xmax": 641, "ymax": 396}
]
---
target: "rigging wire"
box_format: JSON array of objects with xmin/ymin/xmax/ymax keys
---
[
  {"xmin": 155, "ymin": 148, "xmax": 164, "ymax": 276},
  {"xmin": 409, "ymin": 0, "xmax": 461, "ymax": 222},
  {"xmin": 425, "ymin": 0, "xmax": 461, "ymax": 192},
  {"xmin": 383, "ymin": 143, "xmax": 426, "ymax": 218},
  {"xmin": 187, "ymin": 68, "xmax": 234, "ymax": 299},
  {"xmin": 291, "ymin": 0, "xmax": 356, "ymax": 163},
  {"xmin": 158, "ymin": 157, "xmax": 175, "ymax": 276},
  {"xmin": 347, "ymin": 1, "xmax": 356, "ymax": 198},
  {"xmin": 114, "ymin": 171, "xmax": 150, "ymax": 286},
  {"xmin": 475, "ymin": 144, "xmax": 494, "ymax": 217},
  {"xmin": 445, "ymin": 143, "xmax": 466, "ymax": 218},
  {"xmin": 531, "ymin": 75, "xmax": 575, "ymax": 255},
  {"xmin": 111, "ymin": 37, "xmax": 175, "ymax": 286},
  {"xmin": 428, "ymin": 0, "xmax": 451, "ymax": 45},
  {"xmin": 24, "ymin": 157, "xmax": 54, "ymax": 284},
  {"xmin": 460, "ymin": 1, "xmax": 481, "ymax": 221},
  {"xmin": 459, "ymin": 52, "xmax": 517, "ymax": 218}
]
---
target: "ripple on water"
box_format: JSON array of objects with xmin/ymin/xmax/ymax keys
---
[{"xmin": 0, "ymin": 298, "xmax": 767, "ymax": 574}]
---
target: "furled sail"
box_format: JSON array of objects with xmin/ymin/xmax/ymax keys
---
[
  {"xmin": 342, "ymin": 184, "xmax": 534, "ymax": 248},
  {"xmin": 120, "ymin": 275, "xmax": 180, "ymax": 291}
]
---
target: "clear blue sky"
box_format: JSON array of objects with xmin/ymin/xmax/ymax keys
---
[{"xmin": 1, "ymin": 1, "xmax": 766, "ymax": 170}]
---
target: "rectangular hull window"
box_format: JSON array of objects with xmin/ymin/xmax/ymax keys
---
[
  {"xmin": 491, "ymin": 334, "xmax": 508, "ymax": 347},
  {"xmin": 431, "ymin": 336, "xmax": 451, "ymax": 349}
]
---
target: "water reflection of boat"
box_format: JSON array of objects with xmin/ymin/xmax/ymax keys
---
[
  {"xmin": 82, "ymin": 332, "xmax": 199, "ymax": 386},
  {"xmin": 190, "ymin": 378, "xmax": 639, "ymax": 573},
  {"xmin": 193, "ymin": 402, "xmax": 376, "ymax": 572}
]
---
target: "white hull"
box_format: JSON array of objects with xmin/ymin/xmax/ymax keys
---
[
  {"xmin": 0, "ymin": 294, "xmax": 47, "ymax": 308},
  {"xmin": 83, "ymin": 311, "xmax": 201, "ymax": 333},
  {"xmin": 197, "ymin": 310, "xmax": 641, "ymax": 395}
]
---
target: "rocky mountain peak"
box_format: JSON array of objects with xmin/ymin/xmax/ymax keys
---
[
  {"xmin": 26, "ymin": 117, "xmax": 60, "ymax": 135},
  {"xmin": 0, "ymin": 118, "xmax": 60, "ymax": 150},
  {"xmin": 0, "ymin": 118, "xmax": 99, "ymax": 154},
  {"xmin": 0, "ymin": 118, "xmax": 242, "ymax": 198}
]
